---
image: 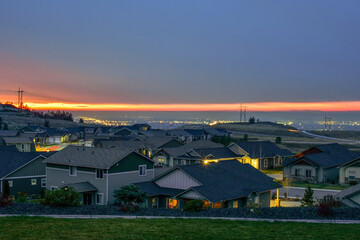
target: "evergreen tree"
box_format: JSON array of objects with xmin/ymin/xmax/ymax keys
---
[
  {"xmin": 79, "ymin": 118, "xmax": 84, "ymax": 124},
  {"xmin": 301, "ymin": 185, "xmax": 315, "ymax": 206}
]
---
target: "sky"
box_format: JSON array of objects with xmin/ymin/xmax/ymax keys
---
[{"xmin": 1, "ymin": 0, "xmax": 360, "ymax": 111}]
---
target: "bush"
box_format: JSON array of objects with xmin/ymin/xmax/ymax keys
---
[
  {"xmin": 41, "ymin": 187, "xmax": 81, "ymax": 207},
  {"xmin": 0, "ymin": 193, "xmax": 13, "ymax": 207},
  {"xmin": 16, "ymin": 192, "xmax": 27, "ymax": 203},
  {"xmin": 113, "ymin": 185, "xmax": 147, "ymax": 212},
  {"xmin": 275, "ymin": 136, "xmax": 282, "ymax": 144},
  {"xmin": 183, "ymin": 200, "xmax": 205, "ymax": 212},
  {"xmin": 318, "ymin": 203, "xmax": 333, "ymax": 217},
  {"xmin": 318, "ymin": 195, "xmax": 341, "ymax": 208},
  {"xmin": 301, "ymin": 185, "xmax": 315, "ymax": 207},
  {"xmin": 349, "ymin": 181, "xmax": 357, "ymax": 186}
]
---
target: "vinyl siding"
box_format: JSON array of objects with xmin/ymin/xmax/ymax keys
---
[
  {"xmin": 155, "ymin": 169, "xmax": 201, "ymax": 189},
  {"xmin": 7, "ymin": 176, "xmax": 45, "ymax": 196},
  {"xmin": 108, "ymin": 152, "xmax": 153, "ymax": 173},
  {"xmin": 6, "ymin": 156, "xmax": 46, "ymax": 178}
]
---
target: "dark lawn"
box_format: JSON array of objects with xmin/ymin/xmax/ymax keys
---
[{"xmin": 0, "ymin": 217, "xmax": 359, "ymax": 240}]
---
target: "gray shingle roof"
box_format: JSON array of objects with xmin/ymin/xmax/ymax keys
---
[
  {"xmin": 98, "ymin": 137, "xmax": 182, "ymax": 150},
  {"xmin": 44, "ymin": 146, "xmax": 152, "ymax": 169},
  {"xmin": 335, "ymin": 183, "xmax": 360, "ymax": 200},
  {"xmin": 60, "ymin": 181, "xmax": 97, "ymax": 193},
  {"xmin": 134, "ymin": 181, "xmax": 183, "ymax": 197},
  {"xmin": 283, "ymin": 143, "xmax": 359, "ymax": 168},
  {"xmin": 189, "ymin": 147, "xmax": 243, "ymax": 159},
  {"xmin": 0, "ymin": 130, "xmax": 19, "ymax": 137},
  {"xmin": 3, "ymin": 137, "xmax": 33, "ymax": 144},
  {"xmin": 232, "ymin": 141, "xmax": 293, "ymax": 158},
  {"xmin": 156, "ymin": 141, "xmax": 224, "ymax": 158}
]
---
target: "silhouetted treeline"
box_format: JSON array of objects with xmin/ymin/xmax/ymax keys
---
[{"xmin": 32, "ymin": 110, "xmax": 73, "ymax": 121}]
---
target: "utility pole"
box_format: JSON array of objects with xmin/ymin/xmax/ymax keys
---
[
  {"xmin": 324, "ymin": 116, "xmax": 332, "ymax": 131},
  {"xmin": 239, "ymin": 104, "xmax": 247, "ymax": 122},
  {"xmin": 16, "ymin": 87, "xmax": 24, "ymax": 111}
]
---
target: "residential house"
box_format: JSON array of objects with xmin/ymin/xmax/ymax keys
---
[
  {"xmin": 135, "ymin": 160, "xmax": 281, "ymax": 209},
  {"xmin": 283, "ymin": 143, "xmax": 359, "ymax": 183},
  {"xmin": 2, "ymin": 137, "xmax": 35, "ymax": 152},
  {"xmin": 0, "ymin": 147, "xmax": 53, "ymax": 196},
  {"xmin": 228, "ymin": 141, "xmax": 293, "ymax": 170},
  {"xmin": 335, "ymin": 183, "xmax": 360, "ymax": 208},
  {"xmin": 44, "ymin": 146, "xmax": 155, "ymax": 205},
  {"xmin": 338, "ymin": 157, "xmax": 360, "ymax": 184}
]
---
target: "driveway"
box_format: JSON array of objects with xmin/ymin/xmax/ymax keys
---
[{"xmin": 279, "ymin": 187, "xmax": 340, "ymax": 200}]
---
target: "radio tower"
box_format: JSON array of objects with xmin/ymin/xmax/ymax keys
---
[{"xmin": 16, "ymin": 87, "xmax": 24, "ymax": 111}]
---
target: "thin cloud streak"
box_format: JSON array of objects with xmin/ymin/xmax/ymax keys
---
[{"xmin": 25, "ymin": 101, "xmax": 360, "ymax": 112}]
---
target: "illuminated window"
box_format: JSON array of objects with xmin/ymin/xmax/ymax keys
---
[
  {"xmin": 211, "ymin": 202, "xmax": 222, "ymax": 208},
  {"xmin": 232, "ymin": 201, "xmax": 238, "ymax": 208},
  {"xmin": 41, "ymin": 178, "xmax": 46, "ymax": 187},
  {"xmin": 167, "ymin": 198, "xmax": 178, "ymax": 209},
  {"xmin": 139, "ymin": 165, "xmax": 146, "ymax": 176},
  {"xmin": 158, "ymin": 157, "xmax": 166, "ymax": 166},
  {"xmin": 152, "ymin": 198, "xmax": 158, "ymax": 208},
  {"xmin": 69, "ymin": 166, "xmax": 77, "ymax": 176},
  {"xmin": 31, "ymin": 179, "xmax": 37, "ymax": 186}
]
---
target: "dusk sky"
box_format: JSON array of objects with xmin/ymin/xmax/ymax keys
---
[{"xmin": 1, "ymin": 1, "xmax": 360, "ymax": 111}]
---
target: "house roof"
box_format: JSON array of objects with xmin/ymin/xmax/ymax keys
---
[
  {"xmin": 0, "ymin": 130, "xmax": 19, "ymax": 137},
  {"xmin": 183, "ymin": 129, "xmax": 206, "ymax": 136},
  {"xmin": 44, "ymin": 146, "xmax": 153, "ymax": 169},
  {"xmin": 283, "ymin": 143, "xmax": 359, "ymax": 168},
  {"xmin": 139, "ymin": 160, "xmax": 280, "ymax": 203},
  {"xmin": 335, "ymin": 183, "xmax": 360, "ymax": 200},
  {"xmin": 3, "ymin": 137, "xmax": 33, "ymax": 144},
  {"xmin": 98, "ymin": 137, "xmax": 182, "ymax": 150},
  {"xmin": 134, "ymin": 181, "xmax": 183, "ymax": 197},
  {"xmin": 155, "ymin": 141, "xmax": 224, "ymax": 158},
  {"xmin": 60, "ymin": 181, "xmax": 98, "ymax": 193},
  {"xmin": 231, "ymin": 141, "xmax": 293, "ymax": 158},
  {"xmin": 182, "ymin": 147, "xmax": 242, "ymax": 159},
  {"xmin": 0, "ymin": 149, "xmax": 44, "ymax": 178}
]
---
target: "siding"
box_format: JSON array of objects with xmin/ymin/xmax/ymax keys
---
[
  {"xmin": 350, "ymin": 193, "xmax": 360, "ymax": 205},
  {"xmin": 7, "ymin": 176, "xmax": 45, "ymax": 196},
  {"xmin": 155, "ymin": 169, "xmax": 201, "ymax": 189},
  {"xmin": 7, "ymin": 156, "xmax": 46, "ymax": 178},
  {"xmin": 179, "ymin": 190, "xmax": 204, "ymax": 200},
  {"xmin": 108, "ymin": 152, "xmax": 153, "ymax": 173}
]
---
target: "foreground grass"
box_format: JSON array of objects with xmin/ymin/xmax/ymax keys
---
[{"xmin": 0, "ymin": 217, "xmax": 359, "ymax": 240}]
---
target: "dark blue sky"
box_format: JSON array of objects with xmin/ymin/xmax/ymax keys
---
[{"xmin": 1, "ymin": 0, "xmax": 360, "ymax": 105}]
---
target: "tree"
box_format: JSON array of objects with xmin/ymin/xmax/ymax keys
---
[
  {"xmin": 79, "ymin": 118, "xmax": 84, "ymax": 124},
  {"xmin": 301, "ymin": 185, "xmax": 315, "ymax": 206},
  {"xmin": 44, "ymin": 120, "xmax": 50, "ymax": 128},
  {"xmin": 249, "ymin": 117, "xmax": 255, "ymax": 124},
  {"xmin": 275, "ymin": 136, "xmax": 282, "ymax": 144},
  {"xmin": 113, "ymin": 185, "xmax": 147, "ymax": 212},
  {"xmin": 3, "ymin": 122, "xmax": 8, "ymax": 130}
]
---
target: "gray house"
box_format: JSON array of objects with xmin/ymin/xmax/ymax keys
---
[
  {"xmin": 335, "ymin": 183, "xmax": 360, "ymax": 208},
  {"xmin": 283, "ymin": 144, "xmax": 359, "ymax": 183},
  {"xmin": 135, "ymin": 160, "xmax": 281, "ymax": 209},
  {"xmin": 44, "ymin": 146, "xmax": 155, "ymax": 205}
]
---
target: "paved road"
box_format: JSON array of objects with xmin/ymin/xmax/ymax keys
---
[
  {"xmin": 279, "ymin": 187, "xmax": 340, "ymax": 200},
  {"xmin": 302, "ymin": 131, "xmax": 358, "ymax": 144}
]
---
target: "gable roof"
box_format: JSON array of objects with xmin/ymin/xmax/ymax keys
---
[
  {"xmin": 147, "ymin": 160, "xmax": 280, "ymax": 203},
  {"xmin": 44, "ymin": 146, "xmax": 154, "ymax": 169},
  {"xmin": 0, "ymin": 130, "xmax": 19, "ymax": 137},
  {"xmin": 3, "ymin": 137, "xmax": 33, "ymax": 144},
  {"xmin": 0, "ymin": 149, "xmax": 43, "ymax": 178},
  {"xmin": 134, "ymin": 181, "xmax": 183, "ymax": 197},
  {"xmin": 335, "ymin": 183, "xmax": 360, "ymax": 208},
  {"xmin": 283, "ymin": 143, "xmax": 359, "ymax": 168},
  {"xmin": 184, "ymin": 147, "xmax": 242, "ymax": 159},
  {"xmin": 231, "ymin": 141, "xmax": 293, "ymax": 158},
  {"xmin": 183, "ymin": 129, "xmax": 206, "ymax": 136}
]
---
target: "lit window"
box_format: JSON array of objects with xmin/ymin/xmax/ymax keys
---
[
  {"xmin": 8, "ymin": 181, "xmax": 13, "ymax": 188},
  {"xmin": 167, "ymin": 198, "xmax": 178, "ymax": 209},
  {"xmin": 96, "ymin": 169, "xmax": 104, "ymax": 179},
  {"xmin": 139, "ymin": 165, "xmax": 146, "ymax": 176},
  {"xmin": 233, "ymin": 201, "xmax": 238, "ymax": 208},
  {"xmin": 158, "ymin": 157, "xmax": 166, "ymax": 166},
  {"xmin": 152, "ymin": 198, "xmax": 158, "ymax": 208},
  {"xmin": 96, "ymin": 193, "xmax": 104, "ymax": 205},
  {"xmin": 31, "ymin": 179, "xmax": 37, "ymax": 186},
  {"xmin": 41, "ymin": 178, "xmax": 46, "ymax": 187},
  {"xmin": 69, "ymin": 166, "xmax": 77, "ymax": 176}
]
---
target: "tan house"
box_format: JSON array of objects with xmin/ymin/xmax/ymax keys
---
[{"xmin": 338, "ymin": 157, "xmax": 360, "ymax": 184}]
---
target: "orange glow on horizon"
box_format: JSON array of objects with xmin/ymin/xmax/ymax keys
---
[{"xmin": 24, "ymin": 101, "xmax": 360, "ymax": 112}]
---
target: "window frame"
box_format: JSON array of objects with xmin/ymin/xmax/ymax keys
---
[
  {"xmin": 69, "ymin": 166, "xmax": 77, "ymax": 176},
  {"xmin": 166, "ymin": 198, "xmax": 178, "ymax": 209},
  {"xmin": 8, "ymin": 180, "xmax": 13, "ymax": 188},
  {"xmin": 139, "ymin": 165, "xmax": 147, "ymax": 176},
  {"xmin": 232, "ymin": 201, "xmax": 238, "ymax": 208},
  {"xmin": 305, "ymin": 169, "xmax": 312, "ymax": 178},
  {"xmin": 96, "ymin": 193, "xmax": 104, "ymax": 205},
  {"xmin": 264, "ymin": 159, "xmax": 268, "ymax": 168},
  {"xmin": 349, "ymin": 171, "xmax": 356, "ymax": 180},
  {"xmin": 152, "ymin": 197, "xmax": 159, "ymax": 208},
  {"xmin": 31, "ymin": 179, "xmax": 37, "ymax": 186},
  {"xmin": 96, "ymin": 169, "xmax": 104, "ymax": 179},
  {"xmin": 295, "ymin": 169, "xmax": 301, "ymax": 177},
  {"xmin": 41, "ymin": 178, "xmax": 46, "ymax": 187},
  {"xmin": 180, "ymin": 160, "xmax": 186, "ymax": 165}
]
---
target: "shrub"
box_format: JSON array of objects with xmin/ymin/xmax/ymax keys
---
[
  {"xmin": 275, "ymin": 136, "xmax": 282, "ymax": 144},
  {"xmin": 301, "ymin": 185, "xmax": 315, "ymax": 207},
  {"xmin": 16, "ymin": 192, "xmax": 27, "ymax": 203},
  {"xmin": 349, "ymin": 181, "xmax": 357, "ymax": 186},
  {"xmin": 41, "ymin": 187, "xmax": 81, "ymax": 207},
  {"xmin": 113, "ymin": 185, "xmax": 147, "ymax": 212},
  {"xmin": 0, "ymin": 193, "xmax": 13, "ymax": 207},
  {"xmin": 318, "ymin": 203, "xmax": 333, "ymax": 217},
  {"xmin": 318, "ymin": 195, "xmax": 341, "ymax": 208},
  {"xmin": 183, "ymin": 200, "xmax": 205, "ymax": 212}
]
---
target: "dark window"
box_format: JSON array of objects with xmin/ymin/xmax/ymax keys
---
[
  {"xmin": 139, "ymin": 165, "xmax": 146, "ymax": 176},
  {"xmin": 96, "ymin": 169, "xmax": 103, "ymax": 179}
]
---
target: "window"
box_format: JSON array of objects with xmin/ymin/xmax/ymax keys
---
[
  {"xmin": 69, "ymin": 166, "xmax": 77, "ymax": 176},
  {"xmin": 232, "ymin": 201, "xmax": 238, "ymax": 208},
  {"xmin": 255, "ymin": 195, "xmax": 259, "ymax": 204},
  {"xmin": 8, "ymin": 181, "xmax": 13, "ymax": 188},
  {"xmin": 305, "ymin": 170, "xmax": 312, "ymax": 178},
  {"xmin": 41, "ymin": 178, "xmax": 46, "ymax": 187},
  {"xmin": 264, "ymin": 159, "xmax": 268, "ymax": 168},
  {"xmin": 279, "ymin": 158, "xmax": 283, "ymax": 165},
  {"xmin": 167, "ymin": 198, "xmax": 178, "ymax": 209},
  {"xmin": 21, "ymin": 144, "xmax": 25, "ymax": 150},
  {"xmin": 31, "ymin": 179, "xmax": 37, "ymax": 186},
  {"xmin": 139, "ymin": 165, "xmax": 146, "ymax": 176},
  {"xmin": 96, "ymin": 169, "xmax": 104, "ymax": 179},
  {"xmin": 96, "ymin": 193, "xmax": 104, "ymax": 205},
  {"xmin": 152, "ymin": 197, "xmax": 158, "ymax": 208},
  {"xmin": 180, "ymin": 160, "xmax": 186, "ymax": 165},
  {"xmin": 158, "ymin": 157, "xmax": 166, "ymax": 166},
  {"xmin": 295, "ymin": 169, "xmax": 301, "ymax": 177},
  {"xmin": 349, "ymin": 171, "xmax": 356, "ymax": 180}
]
